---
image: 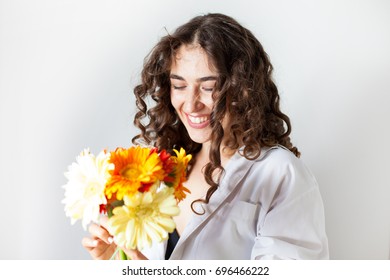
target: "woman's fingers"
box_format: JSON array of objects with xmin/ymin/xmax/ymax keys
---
[
  {"xmin": 82, "ymin": 235, "xmax": 117, "ymax": 260},
  {"xmin": 82, "ymin": 219, "xmax": 149, "ymax": 260},
  {"xmin": 88, "ymin": 222, "xmax": 114, "ymax": 245},
  {"xmin": 81, "ymin": 236, "xmax": 98, "ymax": 248},
  {"xmin": 81, "ymin": 220, "xmax": 117, "ymax": 260}
]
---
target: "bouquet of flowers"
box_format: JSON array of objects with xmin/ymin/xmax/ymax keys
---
[{"xmin": 62, "ymin": 145, "xmax": 191, "ymax": 259}]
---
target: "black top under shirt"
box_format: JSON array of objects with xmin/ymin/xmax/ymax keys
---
[{"xmin": 165, "ymin": 229, "xmax": 180, "ymax": 260}]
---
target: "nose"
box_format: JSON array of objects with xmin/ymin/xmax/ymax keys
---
[{"xmin": 183, "ymin": 86, "xmax": 204, "ymax": 112}]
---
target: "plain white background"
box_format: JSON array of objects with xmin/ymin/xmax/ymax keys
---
[{"xmin": 0, "ymin": 0, "xmax": 389, "ymax": 259}]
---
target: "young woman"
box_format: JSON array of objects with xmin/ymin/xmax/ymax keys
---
[{"xmin": 82, "ymin": 13, "xmax": 329, "ymax": 260}]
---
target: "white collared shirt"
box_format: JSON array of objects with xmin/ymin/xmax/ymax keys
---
[{"xmin": 142, "ymin": 145, "xmax": 329, "ymax": 259}]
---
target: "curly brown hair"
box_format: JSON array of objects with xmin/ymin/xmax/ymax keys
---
[{"xmin": 132, "ymin": 13, "xmax": 300, "ymax": 212}]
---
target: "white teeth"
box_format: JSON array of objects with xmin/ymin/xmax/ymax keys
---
[{"xmin": 188, "ymin": 115, "xmax": 209, "ymax": 124}]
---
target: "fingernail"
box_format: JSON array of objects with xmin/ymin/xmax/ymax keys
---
[
  {"xmin": 92, "ymin": 240, "xmax": 98, "ymax": 247},
  {"xmin": 108, "ymin": 237, "xmax": 114, "ymax": 244}
]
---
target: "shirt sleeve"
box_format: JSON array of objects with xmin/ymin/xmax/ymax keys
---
[
  {"xmin": 251, "ymin": 187, "xmax": 329, "ymax": 259},
  {"xmin": 250, "ymin": 150, "xmax": 329, "ymax": 260}
]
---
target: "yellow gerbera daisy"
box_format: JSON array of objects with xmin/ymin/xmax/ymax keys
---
[
  {"xmin": 108, "ymin": 187, "xmax": 180, "ymax": 250},
  {"xmin": 105, "ymin": 146, "xmax": 166, "ymax": 200}
]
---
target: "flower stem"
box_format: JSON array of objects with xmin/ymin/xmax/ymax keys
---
[
  {"xmin": 109, "ymin": 247, "xmax": 128, "ymax": 260},
  {"xmin": 119, "ymin": 249, "xmax": 128, "ymax": 260}
]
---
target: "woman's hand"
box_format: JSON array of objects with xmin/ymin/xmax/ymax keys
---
[
  {"xmin": 82, "ymin": 216, "xmax": 116, "ymax": 260},
  {"xmin": 82, "ymin": 216, "xmax": 148, "ymax": 260}
]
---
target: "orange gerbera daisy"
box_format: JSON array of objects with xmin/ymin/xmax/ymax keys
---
[
  {"xmin": 174, "ymin": 176, "xmax": 191, "ymax": 202},
  {"xmin": 105, "ymin": 146, "xmax": 166, "ymax": 200},
  {"xmin": 170, "ymin": 148, "xmax": 192, "ymax": 202}
]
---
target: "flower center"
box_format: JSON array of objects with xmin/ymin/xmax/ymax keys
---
[
  {"xmin": 135, "ymin": 205, "xmax": 155, "ymax": 218},
  {"xmin": 84, "ymin": 182, "xmax": 100, "ymax": 198},
  {"xmin": 121, "ymin": 163, "xmax": 142, "ymax": 180}
]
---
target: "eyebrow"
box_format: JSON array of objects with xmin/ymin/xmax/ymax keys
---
[{"xmin": 170, "ymin": 74, "xmax": 218, "ymax": 82}]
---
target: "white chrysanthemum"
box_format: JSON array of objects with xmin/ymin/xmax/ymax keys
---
[
  {"xmin": 62, "ymin": 149, "xmax": 113, "ymax": 230},
  {"xmin": 108, "ymin": 186, "xmax": 180, "ymax": 250}
]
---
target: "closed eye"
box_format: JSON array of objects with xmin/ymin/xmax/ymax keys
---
[
  {"xmin": 201, "ymin": 87, "xmax": 214, "ymax": 92},
  {"xmin": 172, "ymin": 85, "xmax": 186, "ymax": 90}
]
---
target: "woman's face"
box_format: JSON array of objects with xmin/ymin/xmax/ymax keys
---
[{"xmin": 170, "ymin": 45, "xmax": 218, "ymax": 144}]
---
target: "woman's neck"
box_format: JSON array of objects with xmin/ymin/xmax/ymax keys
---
[{"xmin": 198, "ymin": 141, "xmax": 235, "ymax": 167}]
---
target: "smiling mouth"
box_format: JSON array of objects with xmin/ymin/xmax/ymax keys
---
[
  {"xmin": 185, "ymin": 114, "xmax": 210, "ymax": 128},
  {"xmin": 188, "ymin": 115, "xmax": 209, "ymax": 124}
]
